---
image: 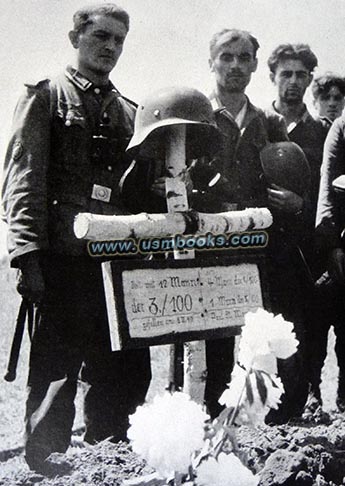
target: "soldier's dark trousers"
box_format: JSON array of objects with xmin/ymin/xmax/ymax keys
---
[
  {"xmin": 24, "ymin": 256, "xmax": 151, "ymax": 470},
  {"xmin": 265, "ymin": 254, "xmax": 309, "ymax": 424},
  {"xmin": 306, "ymin": 277, "xmax": 345, "ymax": 401},
  {"xmin": 205, "ymin": 337, "xmax": 235, "ymax": 419}
]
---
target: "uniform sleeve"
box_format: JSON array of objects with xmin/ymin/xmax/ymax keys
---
[
  {"xmin": 1, "ymin": 83, "xmax": 51, "ymax": 265},
  {"xmin": 315, "ymin": 117, "xmax": 345, "ymax": 251}
]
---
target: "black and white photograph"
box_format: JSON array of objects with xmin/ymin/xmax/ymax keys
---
[{"xmin": 1, "ymin": 1, "xmax": 345, "ymax": 484}]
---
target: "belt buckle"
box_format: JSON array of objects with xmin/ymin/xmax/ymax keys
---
[{"xmin": 91, "ymin": 184, "xmax": 112, "ymax": 203}]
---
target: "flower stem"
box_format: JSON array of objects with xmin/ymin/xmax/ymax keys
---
[{"xmin": 213, "ymin": 369, "xmax": 251, "ymax": 459}]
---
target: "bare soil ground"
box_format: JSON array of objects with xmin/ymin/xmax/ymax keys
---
[{"xmin": 0, "ymin": 257, "xmax": 344, "ymax": 485}]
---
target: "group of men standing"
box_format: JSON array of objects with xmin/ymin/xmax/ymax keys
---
[{"xmin": 2, "ymin": 2, "xmax": 345, "ymax": 476}]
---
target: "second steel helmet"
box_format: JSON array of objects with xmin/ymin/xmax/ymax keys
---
[
  {"xmin": 260, "ymin": 141, "xmax": 311, "ymax": 197},
  {"xmin": 126, "ymin": 86, "xmax": 224, "ymax": 159}
]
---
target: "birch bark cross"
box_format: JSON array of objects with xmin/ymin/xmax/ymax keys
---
[{"xmin": 164, "ymin": 125, "xmax": 206, "ymax": 404}]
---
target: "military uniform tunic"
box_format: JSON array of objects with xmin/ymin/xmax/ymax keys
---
[
  {"xmin": 1, "ymin": 66, "xmax": 151, "ymax": 467},
  {"xmin": 2, "ymin": 66, "xmax": 138, "ymax": 260}
]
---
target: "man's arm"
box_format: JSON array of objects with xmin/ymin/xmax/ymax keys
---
[
  {"xmin": 2, "ymin": 81, "xmax": 51, "ymax": 266},
  {"xmin": 262, "ymin": 112, "xmax": 315, "ymax": 258},
  {"xmin": 265, "ymin": 110, "xmax": 289, "ymax": 143},
  {"xmin": 264, "ymin": 112, "xmax": 306, "ymax": 214},
  {"xmin": 316, "ymin": 117, "xmax": 345, "ymax": 282}
]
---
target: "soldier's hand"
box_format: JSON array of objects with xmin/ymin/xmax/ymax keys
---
[
  {"xmin": 151, "ymin": 171, "xmax": 193, "ymax": 198},
  {"xmin": 151, "ymin": 176, "xmax": 167, "ymax": 198},
  {"xmin": 16, "ymin": 253, "xmax": 45, "ymax": 303},
  {"xmin": 328, "ymin": 248, "xmax": 345, "ymax": 284},
  {"xmin": 267, "ymin": 183, "xmax": 303, "ymax": 213}
]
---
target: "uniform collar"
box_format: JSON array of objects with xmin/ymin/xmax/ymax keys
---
[
  {"xmin": 65, "ymin": 65, "xmax": 121, "ymax": 96},
  {"xmin": 235, "ymin": 98, "xmax": 248, "ymax": 129},
  {"xmin": 210, "ymin": 91, "xmax": 249, "ymax": 118},
  {"xmin": 318, "ymin": 115, "xmax": 333, "ymax": 127},
  {"xmin": 271, "ymin": 101, "xmax": 311, "ymax": 133},
  {"xmin": 210, "ymin": 92, "xmax": 261, "ymax": 132}
]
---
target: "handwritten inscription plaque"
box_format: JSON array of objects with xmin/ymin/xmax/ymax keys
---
[{"xmin": 122, "ymin": 263, "xmax": 263, "ymax": 339}]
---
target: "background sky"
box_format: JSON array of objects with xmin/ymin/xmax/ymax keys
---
[{"xmin": 1, "ymin": 0, "xmax": 345, "ymax": 256}]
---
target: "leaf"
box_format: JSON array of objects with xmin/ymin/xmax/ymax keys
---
[
  {"xmin": 192, "ymin": 441, "xmax": 212, "ymax": 469},
  {"xmin": 213, "ymin": 407, "xmax": 233, "ymax": 429},
  {"xmin": 255, "ymin": 370, "xmax": 268, "ymax": 405},
  {"xmin": 245, "ymin": 374, "xmax": 254, "ymax": 405},
  {"xmin": 265, "ymin": 371, "xmax": 280, "ymax": 389}
]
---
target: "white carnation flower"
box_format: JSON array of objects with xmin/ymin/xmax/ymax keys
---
[
  {"xmin": 218, "ymin": 365, "xmax": 247, "ymax": 409},
  {"xmin": 238, "ymin": 309, "xmax": 298, "ymax": 372},
  {"xmin": 127, "ymin": 392, "xmax": 209, "ymax": 477},
  {"xmin": 219, "ymin": 365, "xmax": 284, "ymax": 426},
  {"xmin": 238, "ymin": 374, "xmax": 284, "ymax": 426},
  {"xmin": 196, "ymin": 452, "xmax": 258, "ymax": 486},
  {"xmin": 239, "ymin": 342, "xmax": 277, "ymax": 374}
]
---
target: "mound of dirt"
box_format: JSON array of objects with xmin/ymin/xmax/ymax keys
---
[
  {"xmin": 0, "ymin": 439, "xmax": 151, "ymax": 486},
  {"xmin": 237, "ymin": 412, "xmax": 345, "ymax": 485},
  {"xmin": 1, "ymin": 411, "xmax": 345, "ymax": 486}
]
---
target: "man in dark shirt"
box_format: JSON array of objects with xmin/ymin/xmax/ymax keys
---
[
  {"xmin": 308, "ymin": 73, "xmax": 345, "ymax": 412},
  {"xmin": 122, "ymin": 29, "xmax": 311, "ymax": 422},
  {"xmin": 190, "ymin": 30, "xmax": 311, "ymax": 422},
  {"xmin": 268, "ymin": 44, "xmax": 328, "ymax": 219},
  {"xmin": 267, "ymin": 45, "xmax": 334, "ymax": 414}
]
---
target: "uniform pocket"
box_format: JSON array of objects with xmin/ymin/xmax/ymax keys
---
[
  {"xmin": 56, "ymin": 101, "xmax": 86, "ymax": 129},
  {"xmin": 48, "ymin": 195, "xmax": 88, "ymax": 254},
  {"xmin": 52, "ymin": 101, "xmax": 90, "ymax": 175}
]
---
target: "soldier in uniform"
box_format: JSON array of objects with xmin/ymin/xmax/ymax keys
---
[
  {"xmin": 191, "ymin": 29, "xmax": 311, "ymax": 423},
  {"xmin": 123, "ymin": 29, "xmax": 311, "ymax": 422},
  {"xmin": 1, "ymin": 3, "xmax": 151, "ymax": 474},
  {"xmin": 316, "ymin": 111, "xmax": 345, "ymax": 411},
  {"xmin": 267, "ymin": 46, "xmax": 342, "ymax": 413},
  {"xmin": 307, "ymin": 73, "xmax": 345, "ymax": 412},
  {"xmin": 267, "ymin": 44, "xmax": 329, "ymax": 224}
]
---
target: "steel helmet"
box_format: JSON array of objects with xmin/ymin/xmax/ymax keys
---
[
  {"xmin": 260, "ymin": 141, "xmax": 311, "ymax": 196},
  {"xmin": 126, "ymin": 86, "xmax": 224, "ymax": 159}
]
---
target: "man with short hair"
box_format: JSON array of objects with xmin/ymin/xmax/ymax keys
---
[
  {"xmin": 312, "ymin": 72, "xmax": 345, "ymax": 124},
  {"xmin": 305, "ymin": 72, "xmax": 345, "ymax": 413},
  {"xmin": 268, "ymin": 45, "xmax": 330, "ymax": 414},
  {"xmin": 2, "ymin": 3, "xmax": 151, "ymax": 474},
  {"xmin": 268, "ymin": 43, "xmax": 328, "ymax": 223},
  {"xmin": 192, "ymin": 29, "xmax": 310, "ymax": 422},
  {"xmin": 122, "ymin": 28, "xmax": 310, "ymax": 422}
]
